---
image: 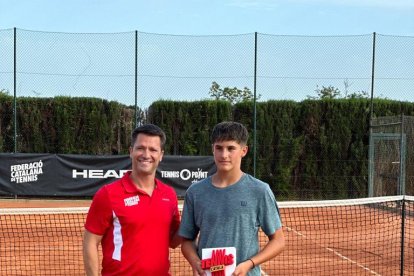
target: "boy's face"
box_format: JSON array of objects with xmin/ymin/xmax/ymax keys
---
[{"xmin": 212, "ymin": 140, "xmax": 248, "ymax": 173}]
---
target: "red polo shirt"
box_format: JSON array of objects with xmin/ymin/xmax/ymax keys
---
[{"xmin": 85, "ymin": 171, "xmax": 180, "ymax": 275}]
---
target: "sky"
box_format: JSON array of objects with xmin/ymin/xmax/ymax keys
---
[
  {"xmin": 1, "ymin": 0, "xmax": 413, "ymax": 36},
  {"xmin": 1, "ymin": 0, "xmax": 413, "ymax": 107}
]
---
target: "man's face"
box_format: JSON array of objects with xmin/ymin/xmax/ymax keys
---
[
  {"xmin": 212, "ymin": 140, "xmax": 248, "ymax": 173},
  {"xmin": 129, "ymin": 133, "xmax": 164, "ymax": 176}
]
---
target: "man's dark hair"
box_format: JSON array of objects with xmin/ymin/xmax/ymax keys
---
[
  {"xmin": 131, "ymin": 124, "xmax": 166, "ymax": 150},
  {"xmin": 211, "ymin": 121, "xmax": 249, "ymax": 145}
]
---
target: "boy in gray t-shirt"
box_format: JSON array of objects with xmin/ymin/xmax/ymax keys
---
[{"xmin": 179, "ymin": 121, "xmax": 285, "ymax": 276}]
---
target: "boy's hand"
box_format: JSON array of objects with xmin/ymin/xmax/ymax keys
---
[
  {"xmin": 191, "ymin": 260, "xmax": 207, "ymax": 276},
  {"xmin": 231, "ymin": 260, "xmax": 253, "ymax": 276}
]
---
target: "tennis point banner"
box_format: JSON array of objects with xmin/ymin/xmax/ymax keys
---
[{"xmin": 0, "ymin": 153, "xmax": 216, "ymax": 197}]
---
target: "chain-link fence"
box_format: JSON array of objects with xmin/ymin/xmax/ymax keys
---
[
  {"xmin": 1, "ymin": 29, "xmax": 414, "ymax": 198},
  {"xmin": 369, "ymin": 115, "xmax": 414, "ymax": 197},
  {"xmin": 1, "ymin": 30, "xmax": 413, "ymax": 116}
]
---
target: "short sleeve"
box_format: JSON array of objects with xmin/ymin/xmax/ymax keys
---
[
  {"xmin": 258, "ymin": 185, "xmax": 283, "ymax": 236},
  {"xmin": 178, "ymin": 189, "xmax": 198, "ymax": 240},
  {"xmin": 84, "ymin": 186, "xmax": 113, "ymax": 236}
]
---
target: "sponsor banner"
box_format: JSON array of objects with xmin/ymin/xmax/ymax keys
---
[
  {"xmin": 0, "ymin": 153, "xmax": 215, "ymax": 197},
  {"xmin": 0, "ymin": 153, "xmax": 53, "ymax": 196},
  {"xmin": 156, "ymin": 155, "xmax": 216, "ymax": 197},
  {"xmin": 56, "ymin": 154, "xmax": 132, "ymax": 196}
]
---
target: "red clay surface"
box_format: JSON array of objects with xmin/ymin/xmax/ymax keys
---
[{"xmin": 1, "ymin": 199, "xmax": 413, "ymax": 275}]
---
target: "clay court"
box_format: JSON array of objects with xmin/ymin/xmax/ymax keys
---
[{"xmin": 1, "ymin": 197, "xmax": 414, "ymax": 275}]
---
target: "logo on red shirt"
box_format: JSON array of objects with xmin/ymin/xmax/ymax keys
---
[{"xmin": 124, "ymin": 195, "xmax": 139, "ymax": 206}]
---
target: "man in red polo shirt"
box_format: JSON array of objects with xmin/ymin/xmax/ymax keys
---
[{"xmin": 83, "ymin": 124, "xmax": 181, "ymax": 275}]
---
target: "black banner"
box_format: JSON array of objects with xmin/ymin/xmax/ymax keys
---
[{"xmin": 0, "ymin": 153, "xmax": 215, "ymax": 198}]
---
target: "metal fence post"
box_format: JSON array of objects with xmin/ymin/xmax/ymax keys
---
[
  {"xmin": 253, "ymin": 32, "xmax": 258, "ymax": 177},
  {"xmin": 134, "ymin": 30, "xmax": 138, "ymax": 128},
  {"xmin": 369, "ymin": 32, "xmax": 376, "ymax": 124},
  {"xmin": 13, "ymin": 27, "xmax": 17, "ymax": 153}
]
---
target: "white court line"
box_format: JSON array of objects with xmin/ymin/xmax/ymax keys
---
[{"xmin": 285, "ymin": 226, "xmax": 381, "ymax": 276}]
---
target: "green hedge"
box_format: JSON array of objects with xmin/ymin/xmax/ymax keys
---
[
  {"xmin": 0, "ymin": 92, "xmax": 13, "ymax": 152},
  {"xmin": 0, "ymin": 96, "xmax": 134, "ymax": 154},
  {"xmin": 1, "ymin": 95, "xmax": 413, "ymax": 199},
  {"xmin": 148, "ymin": 100, "xmax": 232, "ymax": 155}
]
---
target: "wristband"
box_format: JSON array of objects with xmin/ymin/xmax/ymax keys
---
[{"xmin": 247, "ymin": 258, "xmax": 255, "ymax": 269}]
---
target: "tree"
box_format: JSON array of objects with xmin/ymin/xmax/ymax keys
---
[
  {"xmin": 0, "ymin": 89, "xmax": 10, "ymax": 96},
  {"xmin": 314, "ymin": 85, "xmax": 341, "ymax": 99},
  {"xmin": 209, "ymin": 81, "xmax": 260, "ymax": 104},
  {"xmin": 307, "ymin": 82, "xmax": 369, "ymax": 100},
  {"xmin": 343, "ymin": 79, "xmax": 369, "ymax": 99}
]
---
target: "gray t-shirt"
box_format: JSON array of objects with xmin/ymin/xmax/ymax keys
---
[{"xmin": 179, "ymin": 173, "xmax": 282, "ymax": 276}]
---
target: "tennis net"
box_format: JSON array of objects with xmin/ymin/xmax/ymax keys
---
[{"xmin": 1, "ymin": 196, "xmax": 413, "ymax": 275}]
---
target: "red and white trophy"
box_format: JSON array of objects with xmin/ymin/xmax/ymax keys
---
[{"xmin": 201, "ymin": 247, "xmax": 236, "ymax": 276}]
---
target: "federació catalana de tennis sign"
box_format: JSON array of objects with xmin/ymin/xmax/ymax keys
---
[{"xmin": 0, "ymin": 153, "xmax": 215, "ymax": 197}]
